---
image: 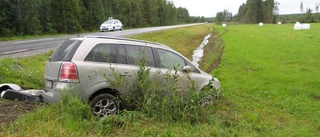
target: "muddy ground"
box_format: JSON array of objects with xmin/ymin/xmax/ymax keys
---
[{"xmin": 0, "ymin": 100, "xmax": 39, "ymax": 131}]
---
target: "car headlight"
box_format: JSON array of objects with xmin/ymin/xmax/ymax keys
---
[{"xmin": 212, "ymin": 77, "xmax": 221, "ymax": 90}]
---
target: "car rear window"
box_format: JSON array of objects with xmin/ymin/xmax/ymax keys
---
[{"xmin": 49, "ymin": 40, "xmax": 82, "ymax": 62}]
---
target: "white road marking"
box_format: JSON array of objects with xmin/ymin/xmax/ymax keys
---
[
  {"xmin": 14, "ymin": 38, "xmax": 54, "ymax": 44},
  {"xmin": 3, "ymin": 49, "xmax": 29, "ymax": 54}
]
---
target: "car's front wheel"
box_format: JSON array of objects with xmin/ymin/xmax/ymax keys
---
[
  {"xmin": 91, "ymin": 93, "xmax": 120, "ymax": 117},
  {"xmin": 120, "ymin": 26, "xmax": 123, "ymax": 31}
]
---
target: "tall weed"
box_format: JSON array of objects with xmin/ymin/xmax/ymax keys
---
[{"xmin": 107, "ymin": 62, "xmax": 217, "ymax": 123}]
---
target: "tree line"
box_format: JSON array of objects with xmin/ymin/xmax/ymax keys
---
[
  {"xmin": 0, "ymin": 0, "xmax": 205, "ymax": 37},
  {"xmin": 215, "ymin": 0, "xmax": 320, "ymax": 24},
  {"xmin": 278, "ymin": 1, "xmax": 320, "ymax": 23},
  {"xmin": 215, "ymin": 0, "xmax": 278, "ymax": 24},
  {"xmin": 237, "ymin": 0, "xmax": 279, "ymax": 24}
]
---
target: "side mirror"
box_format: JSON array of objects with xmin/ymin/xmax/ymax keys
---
[{"xmin": 183, "ymin": 66, "xmax": 193, "ymax": 73}]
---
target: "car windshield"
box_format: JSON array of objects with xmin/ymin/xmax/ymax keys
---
[{"xmin": 104, "ymin": 20, "xmax": 113, "ymax": 24}]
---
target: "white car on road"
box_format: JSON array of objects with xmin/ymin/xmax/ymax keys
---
[{"xmin": 100, "ymin": 19, "xmax": 123, "ymax": 32}]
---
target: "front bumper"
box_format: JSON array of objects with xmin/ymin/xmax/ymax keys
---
[{"xmin": 100, "ymin": 26, "xmax": 113, "ymax": 31}]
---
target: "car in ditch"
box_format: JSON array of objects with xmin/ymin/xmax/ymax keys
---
[{"xmin": 42, "ymin": 36, "xmax": 221, "ymax": 117}]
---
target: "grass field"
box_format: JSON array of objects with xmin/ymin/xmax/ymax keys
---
[
  {"xmin": 213, "ymin": 23, "xmax": 320, "ymax": 136},
  {"xmin": 1, "ymin": 23, "xmax": 320, "ymax": 136}
]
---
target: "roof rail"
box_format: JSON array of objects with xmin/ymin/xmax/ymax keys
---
[{"xmin": 83, "ymin": 35, "xmax": 163, "ymax": 46}]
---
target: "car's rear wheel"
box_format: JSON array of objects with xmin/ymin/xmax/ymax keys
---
[{"xmin": 91, "ymin": 93, "xmax": 120, "ymax": 117}]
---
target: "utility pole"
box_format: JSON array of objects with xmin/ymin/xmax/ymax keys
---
[
  {"xmin": 300, "ymin": 1, "xmax": 304, "ymax": 13},
  {"xmin": 316, "ymin": 3, "xmax": 320, "ymax": 21}
]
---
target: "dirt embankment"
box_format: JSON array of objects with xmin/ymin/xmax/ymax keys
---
[
  {"xmin": 199, "ymin": 27, "xmax": 226, "ymax": 73},
  {"xmin": 0, "ymin": 100, "xmax": 40, "ymax": 131}
]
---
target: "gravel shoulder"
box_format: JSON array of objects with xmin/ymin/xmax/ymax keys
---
[{"xmin": 0, "ymin": 47, "xmax": 56, "ymax": 59}]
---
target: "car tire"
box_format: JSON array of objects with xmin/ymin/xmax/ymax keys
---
[
  {"xmin": 91, "ymin": 93, "xmax": 120, "ymax": 117},
  {"xmin": 120, "ymin": 26, "xmax": 123, "ymax": 31}
]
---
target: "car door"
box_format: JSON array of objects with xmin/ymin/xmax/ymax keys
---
[
  {"xmin": 155, "ymin": 48, "xmax": 203, "ymax": 92},
  {"xmin": 76, "ymin": 43, "xmax": 117, "ymax": 98},
  {"xmin": 115, "ymin": 44, "xmax": 158, "ymax": 97},
  {"xmin": 114, "ymin": 20, "xmax": 121, "ymax": 30}
]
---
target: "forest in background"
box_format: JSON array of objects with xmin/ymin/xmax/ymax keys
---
[
  {"xmin": 2, "ymin": 0, "xmax": 318, "ymax": 37},
  {"xmin": 0, "ymin": 0, "xmax": 206, "ymax": 37},
  {"xmin": 214, "ymin": 0, "xmax": 320, "ymax": 24}
]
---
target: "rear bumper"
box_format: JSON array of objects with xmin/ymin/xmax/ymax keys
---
[
  {"xmin": 42, "ymin": 82, "xmax": 80, "ymax": 102},
  {"xmin": 41, "ymin": 89, "xmax": 60, "ymax": 102}
]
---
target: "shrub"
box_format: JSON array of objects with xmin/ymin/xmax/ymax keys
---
[{"xmin": 107, "ymin": 62, "xmax": 217, "ymax": 123}]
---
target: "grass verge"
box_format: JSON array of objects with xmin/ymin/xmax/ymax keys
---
[
  {"xmin": 0, "ymin": 34, "xmax": 68, "ymax": 42},
  {"xmin": 0, "ymin": 51, "xmax": 53, "ymax": 89},
  {"xmin": 212, "ymin": 23, "xmax": 320, "ymax": 136}
]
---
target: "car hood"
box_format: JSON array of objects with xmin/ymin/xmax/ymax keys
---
[{"xmin": 100, "ymin": 23, "xmax": 112, "ymax": 27}]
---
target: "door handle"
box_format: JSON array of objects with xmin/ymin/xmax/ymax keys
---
[{"xmin": 121, "ymin": 72, "xmax": 132, "ymax": 77}]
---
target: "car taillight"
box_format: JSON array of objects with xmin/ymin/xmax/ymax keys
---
[{"xmin": 59, "ymin": 62, "xmax": 79, "ymax": 82}]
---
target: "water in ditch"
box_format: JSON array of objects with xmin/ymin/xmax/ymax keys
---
[{"xmin": 192, "ymin": 34, "xmax": 211, "ymax": 68}]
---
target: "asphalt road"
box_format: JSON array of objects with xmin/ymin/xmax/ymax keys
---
[{"xmin": 0, "ymin": 23, "xmax": 202, "ymax": 57}]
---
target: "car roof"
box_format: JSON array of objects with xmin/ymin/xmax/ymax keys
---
[
  {"xmin": 70, "ymin": 36, "xmax": 173, "ymax": 50},
  {"xmin": 105, "ymin": 19, "xmax": 119, "ymax": 21}
]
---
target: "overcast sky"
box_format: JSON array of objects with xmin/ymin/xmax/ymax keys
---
[{"xmin": 171, "ymin": 0, "xmax": 320, "ymax": 17}]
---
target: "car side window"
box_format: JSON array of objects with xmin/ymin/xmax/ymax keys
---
[
  {"xmin": 125, "ymin": 45, "xmax": 155, "ymax": 67},
  {"xmin": 84, "ymin": 44, "xmax": 116, "ymax": 63},
  {"xmin": 157, "ymin": 49, "xmax": 185, "ymax": 70},
  {"xmin": 117, "ymin": 45, "xmax": 127, "ymax": 64}
]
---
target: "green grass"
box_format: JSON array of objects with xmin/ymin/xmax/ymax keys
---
[
  {"xmin": 212, "ymin": 23, "xmax": 320, "ymax": 136},
  {"xmin": 0, "ymin": 51, "xmax": 53, "ymax": 89},
  {"xmin": 0, "ymin": 99, "xmax": 5, "ymax": 105},
  {"xmin": 1, "ymin": 23, "xmax": 320, "ymax": 136},
  {"xmin": 0, "ymin": 34, "xmax": 68, "ymax": 41}
]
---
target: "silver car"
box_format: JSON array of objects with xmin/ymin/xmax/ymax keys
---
[{"xmin": 43, "ymin": 36, "xmax": 221, "ymax": 116}]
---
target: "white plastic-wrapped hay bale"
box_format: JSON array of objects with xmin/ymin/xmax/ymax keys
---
[
  {"xmin": 259, "ymin": 23, "xmax": 263, "ymax": 26},
  {"xmin": 278, "ymin": 22, "xmax": 282, "ymax": 25},
  {"xmin": 294, "ymin": 23, "xmax": 302, "ymax": 30},
  {"xmin": 302, "ymin": 24, "xmax": 311, "ymax": 29},
  {"xmin": 222, "ymin": 23, "xmax": 226, "ymax": 27}
]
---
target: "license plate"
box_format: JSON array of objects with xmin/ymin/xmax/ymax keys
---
[{"xmin": 46, "ymin": 80, "xmax": 53, "ymax": 89}]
